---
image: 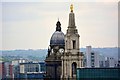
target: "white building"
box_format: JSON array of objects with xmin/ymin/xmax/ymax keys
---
[
  {"xmin": 105, "ymin": 57, "xmax": 115, "ymax": 67},
  {"xmin": 85, "ymin": 46, "xmax": 117, "ymax": 68},
  {"xmin": 11, "ymin": 59, "xmax": 28, "ymax": 78},
  {"xmin": 85, "ymin": 46, "xmax": 100, "ymax": 68},
  {"xmin": 12, "ymin": 59, "xmax": 28, "ymax": 66},
  {"xmin": 19, "ymin": 61, "xmax": 45, "ymax": 74},
  {"xmin": 99, "ymin": 54, "xmax": 106, "ymax": 67}
]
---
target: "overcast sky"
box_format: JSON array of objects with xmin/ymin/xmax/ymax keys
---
[{"xmin": 1, "ymin": 0, "xmax": 119, "ymax": 50}]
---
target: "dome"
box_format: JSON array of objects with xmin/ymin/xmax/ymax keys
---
[
  {"xmin": 50, "ymin": 20, "xmax": 65, "ymax": 46},
  {"xmin": 50, "ymin": 31, "xmax": 65, "ymax": 46}
]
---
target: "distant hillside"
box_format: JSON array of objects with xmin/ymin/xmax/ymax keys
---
[
  {"xmin": 2, "ymin": 49, "xmax": 47, "ymax": 61},
  {"xmin": 1, "ymin": 47, "xmax": 119, "ymax": 61}
]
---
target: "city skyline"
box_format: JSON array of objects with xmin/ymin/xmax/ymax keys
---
[{"xmin": 1, "ymin": 1, "xmax": 118, "ymax": 50}]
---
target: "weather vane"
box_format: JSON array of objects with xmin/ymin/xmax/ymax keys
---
[{"xmin": 70, "ymin": 4, "xmax": 73, "ymax": 12}]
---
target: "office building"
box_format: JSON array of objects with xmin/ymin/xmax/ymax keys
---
[{"xmin": 19, "ymin": 61, "xmax": 45, "ymax": 79}]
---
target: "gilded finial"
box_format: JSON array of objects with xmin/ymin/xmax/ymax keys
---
[{"xmin": 70, "ymin": 4, "xmax": 73, "ymax": 12}]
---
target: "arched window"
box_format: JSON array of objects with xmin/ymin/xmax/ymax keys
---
[{"xmin": 72, "ymin": 62, "xmax": 77, "ymax": 76}]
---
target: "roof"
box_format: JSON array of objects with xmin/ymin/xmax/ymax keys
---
[{"xmin": 50, "ymin": 31, "xmax": 65, "ymax": 46}]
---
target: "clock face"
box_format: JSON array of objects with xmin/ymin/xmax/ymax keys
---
[
  {"xmin": 51, "ymin": 49, "xmax": 54, "ymax": 53},
  {"xmin": 59, "ymin": 48, "xmax": 64, "ymax": 53}
]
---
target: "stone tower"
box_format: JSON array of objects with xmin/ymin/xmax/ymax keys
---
[
  {"xmin": 45, "ymin": 20, "xmax": 65, "ymax": 80},
  {"xmin": 61, "ymin": 4, "xmax": 83, "ymax": 79}
]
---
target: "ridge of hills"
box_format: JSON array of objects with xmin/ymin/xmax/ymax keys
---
[{"xmin": 1, "ymin": 47, "xmax": 119, "ymax": 62}]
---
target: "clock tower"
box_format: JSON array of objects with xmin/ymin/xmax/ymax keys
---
[{"xmin": 45, "ymin": 20, "xmax": 65, "ymax": 80}]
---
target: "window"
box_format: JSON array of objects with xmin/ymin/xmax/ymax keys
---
[
  {"xmin": 36, "ymin": 67, "xmax": 39, "ymax": 72},
  {"xmin": 91, "ymin": 62, "xmax": 94, "ymax": 68},
  {"xmin": 72, "ymin": 40, "xmax": 76, "ymax": 49},
  {"xmin": 91, "ymin": 59, "xmax": 94, "ymax": 62},
  {"xmin": 91, "ymin": 53, "xmax": 94, "ymax": 55}
]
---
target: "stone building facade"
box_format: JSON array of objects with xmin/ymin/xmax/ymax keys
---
[
  {"xmin": 45, "ymin": 20, "xmax": 65, "ymax": 80},
  {"xmin": 45, "ymin": 4, "xmax": 83, "ymax": 80},
  {"xmin": 61, "ymin": 4, "xmax": 83, "ymax": 79}
]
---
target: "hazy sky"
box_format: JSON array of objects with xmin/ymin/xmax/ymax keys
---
[{"xmin": 1, "ymin": 0, "xmax": 118, "ymax": 50}]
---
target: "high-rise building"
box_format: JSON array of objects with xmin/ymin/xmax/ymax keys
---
[
  {"xmin": 85, "ymin": 46, "xmax": 100, "ymax": 68},
  {"xmin": 61, "ymin": 4, "xmax": 83, "ymax": 79},
  {"xmin": 86, "ymin": 46, "xmax": 92, "ymax": 67}
]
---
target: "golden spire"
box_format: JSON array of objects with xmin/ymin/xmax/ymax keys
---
[{"xmin": 70, "ymin": 4, "xmax": 73, "ymax": 12}]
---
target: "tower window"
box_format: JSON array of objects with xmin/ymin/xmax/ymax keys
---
[
  {"xmin": 72, "ymin": 40, "xmax": 76, "ymax": 49},
  {"xmin": 72, "ymin": 62, "xmax": 77, "ymax": 75}
]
